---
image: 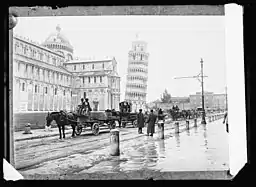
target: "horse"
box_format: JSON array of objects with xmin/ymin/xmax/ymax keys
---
[
  {"xmin": 169, "ymin": 109, "xmax": 179, "ymax": 121},
  {"xmin": 46, "ymin": 111, "xmax": 78, "ymax": 139}
]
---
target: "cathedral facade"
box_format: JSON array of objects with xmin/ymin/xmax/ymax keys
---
[
  {"xmin": 13, "ymin": 25, "xmax": 120, "ymax": 113},
  {"xmin": 125, "ymin": 35, "xmax": 149, "ymax": 112}
]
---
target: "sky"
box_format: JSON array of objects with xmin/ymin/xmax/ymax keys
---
[{"xmin": 13, "ymin": 16, "xmax": 227, "ymax": 103}]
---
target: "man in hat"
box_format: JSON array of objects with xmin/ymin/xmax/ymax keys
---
[
  {"xmin": 223, "ymin": 111, "xmax": 229, "ymax": 133},
  {"xmin": 84, "ymin": 98, "xmax": 92, "ymax": 113},
  {"xmin": 147, "ymin": 109, "xmax": 157, "ymax": 136},
  {"xmin": 79, "ymin": 98, "xmax": 85, "ymax": 115},
  {"xmin": 137, "ymin": 109, "xmax": 145, "ymax": 134}
]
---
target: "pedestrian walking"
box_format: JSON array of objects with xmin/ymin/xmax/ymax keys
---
[
  {"xmin": 146, "ymin": 109, "xmax": 157, "ymax": 136},
  {"xmin": 223, "ymin": 111, "xmax": 229, "ymax": 133},
  {"xmin": 157, "ymin": 108, "xmax": 165, "ymax": 126},
  {"xmin": 137, "ymin": 109, "xmax": 145, "ymax": 134}
]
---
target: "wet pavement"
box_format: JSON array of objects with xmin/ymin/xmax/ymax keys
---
[
  {"xmin": 16, "ymin": 115, "xmax": 229, "ymax": 180},
  {"xmin": 81, "ymin": 119, "xmax": 229, "ymax": 173}
]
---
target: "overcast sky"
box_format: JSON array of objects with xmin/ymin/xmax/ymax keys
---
[{"xmin": 13, "ymin": 16, "xmax": 227, "ymax": 103}]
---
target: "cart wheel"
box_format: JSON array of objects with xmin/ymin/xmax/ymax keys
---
[
  {"xmin": 122, "ymin": 122, "xmax": 126, "ymax": 128},
  {"xmin": 133, "ymin": 120, "xmax": 138, "ymax": 128},
  {"xmin": 92, "ymin": 123, "xmax": 100, "ymax": 136},
  {"xmin": 75, "ymin": 123, "xmax": 83, "ymax": 135}
]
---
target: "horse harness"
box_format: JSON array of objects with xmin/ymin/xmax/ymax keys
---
[{"xmin": 59, "ymin": 111, "xmax": 79, "ymax": 123}]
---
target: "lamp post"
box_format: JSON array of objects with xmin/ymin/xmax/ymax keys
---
[{"xmin": 174, "ymin": 58, "xmax": 208, "ymax": 124}]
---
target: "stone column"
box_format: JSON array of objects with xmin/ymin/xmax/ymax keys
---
[
  {"xmin": 52, "ymin": 86, "xmax": 55, "ymax": 111},
  {"xmin": 42, "ymin": 84, "xmax": 45, "ymax": 111},
  {"xmin": 31, "ymin": 81, "xmax": 34, "ymax": 111}
]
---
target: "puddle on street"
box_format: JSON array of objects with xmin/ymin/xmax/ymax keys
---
[
  {"xmin": 86, "ymin": 120, "xmax": 229, "ymax": 173},
  {"xmin": 20, "ymin": 120, "xmax": 229, "ymax": 176}
]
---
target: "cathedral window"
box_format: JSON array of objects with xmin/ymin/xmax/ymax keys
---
[
  {"xmin": 17, "ymin": 63, "xmax": 20, "ymax": 72},
  {"xmin": 94, "ymin": 77, "xmax": 96, "ymax": 83},
  {"xmin": 83, "ymin": 64, "xmax": 85, "ymax": 70},
  {"xmin": 25, "ymin": 64, "xmax": 28, "ymax": 73},
  {"xmin": 100, "ymin": 76, "xmax": 102, "ymax": 83},
  {"xmin": 35, "ymin": 85, "xmax": 38, "ymax": 93},
  {"xmin": 45, "ymin": 87, "xmax": 48, "ymax": 94},
  {"xmin": 102, "ymin": 63, "xmax": 104, "ymax": 69},
  {"xmin": 23, "ymin": 46, "xmax": 27, "ymax": 55},
  {"xmin": 88, "ymin": 77, "xmax": 91, "ymax": 83},
  {"xmin": 92, "ymin": 64, "xmax": 94, "ymax": 69},
  {"xmin": 14, "ymin": 43, "xmax": 18, "ymax": 52},
  {"xmin": 55, "ymin": 88, "xmax": 57, "ymax": 95},
  {"xmin": 52, "ymin": 58, "xmax": 56, "ymax": 65},
  {"xmin": 63, "ymin": 90, "xmax": 65, "ymax": 96},
  {"xmin": 133, "ymin": 54, "xmax": 136, "ymax": 60},
  {"xmin": 47, "ymin": 55, "xmax": 50, "ymax": 63},
  {"xmin": 83, "ymin": 77, "xmax": 85, "ymax": 83},
  {"xmin": 74, "ymin": 65, "xmax": 76, "ymax": 70},
  {"xmin": 21, "ymin": 82, "xmax": 25, "ymax": 91},
  {"xmin": 39, "ymin": 53, "xmax": 43, "ymax": 61}
]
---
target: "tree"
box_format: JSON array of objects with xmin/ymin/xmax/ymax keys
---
[{"xmin": 160, "ymin": 89, "xmax": 172, "ymax": 103}]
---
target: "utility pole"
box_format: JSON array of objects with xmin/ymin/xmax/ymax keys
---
[
  {"xmin": 174, "ymin": 58, "xmax": 207, "ymax": 124},
  {"xmin": 200, "ymin": 58, "xmax": 207, "ymax": 124}
]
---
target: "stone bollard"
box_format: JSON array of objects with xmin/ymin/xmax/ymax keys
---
[
  {"xmin": 186, "ymin": 120, "xmax": 189, "ymax": 130},
  {"xmin": 175, "ymin": 122, "xmax": 179, "ymax": 133},
  {"xmin": 158, "ymin": 123, "xmax": 164, "ymax": 139},
  {"xmin": 110, "ymin": 129, "xmax": 120, "ymax": 156},
  {"xmin": 23, "ymin": 123, "xmax": 32, "ymax": 134},
  {"xmin": 45, "ymin": 124, "xmax": 52, "ymax": 131},
  {"xmin": 194, "ymin": 118, "xmax": 197, "ymax": 127}
]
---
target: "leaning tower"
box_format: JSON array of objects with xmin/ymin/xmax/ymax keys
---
[{"xmin": 125, "ymin": 34, "xmax": 149, "ymax": 112}]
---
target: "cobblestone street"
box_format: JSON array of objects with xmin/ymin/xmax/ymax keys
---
[{"xmin": 15, "ymin": 115, "xmax": 230, "ymax": 180}]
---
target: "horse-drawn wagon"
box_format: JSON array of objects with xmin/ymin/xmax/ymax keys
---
[
  {"xmin": 118, "ymin": 101, "xmax": 138, "ymax": 128},
  {"xmin": 74, "ymin": 106, "xmax": 119, "ymax": 136}
]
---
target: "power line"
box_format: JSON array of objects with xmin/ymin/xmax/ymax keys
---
[{"xmin": 173, "ymin": 58, "xmax": 207, "ymax": 124}]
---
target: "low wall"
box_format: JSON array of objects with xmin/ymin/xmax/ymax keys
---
[{"xmin": 13, "ymin": 112, "xmax": 58, "ymax": 132}]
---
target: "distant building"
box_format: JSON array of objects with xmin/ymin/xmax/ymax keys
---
[
  {"xmin": 125, "ymin": 34, "xmax": 149, "ymax": 112},
  {"xmin": 212, "ymin": 93, "xmax": 227, "ymax": 110},
  {"xmin": 63, "ymin": 58, "xmax": 121, "ymax": 111},
  {"xmin": 146, "ymin": 97, "xmax": 190, "ymax": 111},
  {"xmin": 189, "ymin": 91, "xmax": 227, "ymax": 110},
  {"xmin": 13, "ymin": 25, "xmax": 120, "ymax": 113}
]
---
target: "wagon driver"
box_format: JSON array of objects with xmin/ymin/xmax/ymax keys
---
[{"xmin": 84, "ymin": 98, "xmax": 92, "ymax": 113}]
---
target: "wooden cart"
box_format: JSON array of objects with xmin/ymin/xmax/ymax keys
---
[{"xmin": 74, "ymin": 111, "xmax": 119, "ymax": 136}]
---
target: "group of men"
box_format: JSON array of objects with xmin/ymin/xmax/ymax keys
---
[
  {"xmin": 78, "ymin": 98, "xmax": 92, "ymax": 115},
  {"xmin": 137, "ymin": 108, "xmax": 166, "ymax": 136}
]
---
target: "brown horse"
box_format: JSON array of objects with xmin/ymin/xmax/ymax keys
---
[{"xmin": 46, "ymin": 111, "xmax": 78, "ymax": 139}]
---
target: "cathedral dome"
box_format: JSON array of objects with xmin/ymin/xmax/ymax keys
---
[{"xmin": 43, "ymin": 25, "xmax": 73, "ymax": 51}]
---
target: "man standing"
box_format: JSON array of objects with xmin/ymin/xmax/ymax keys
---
[
  {"xmin": 82, "ymin": 98, "xmax": 92, "ymax": 115},
  {"xmin": 79, "ymin": 98, "xmax": 85, "ymax": 115},
  {"xmin": 223, "ymin": 111, "xmax": 229, "ymax": 133},
  {"xmin": 158, "ymin": 108, "xmax": 165, "ymax": 125},
  {"xmin": 147, "ymin": 109, "xmax": 157, "ymax": 136},
  {"xmin": 137, "ymin": 109, "xmax": 145, "ymax": 134}
]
